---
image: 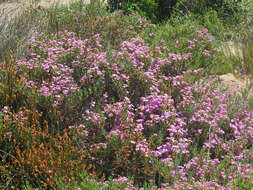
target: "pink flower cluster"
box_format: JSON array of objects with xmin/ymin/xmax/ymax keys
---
[{"xmin": 13, "ymin": 29, "xmax": 253, "ymax": 189}]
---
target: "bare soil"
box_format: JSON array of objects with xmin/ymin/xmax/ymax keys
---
[
  {"xmin": 0, "ymin": 0, "xmax": 91, "ymax": 22},
  {"xmin": 218, "ymin": 73, "xmax": 253, "ymax": 98}
]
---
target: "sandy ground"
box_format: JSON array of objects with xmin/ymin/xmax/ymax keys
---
[
  {"xmin": 36, "ymin": 0, "xmax": 91, "ymax": 9},
  {"xmin": 218, "ymin": 73, "xmax": 253, "ymax": 98},
  {"xmin": 0, "ymin": 0, "xmax": 91, "ymax": 21}
]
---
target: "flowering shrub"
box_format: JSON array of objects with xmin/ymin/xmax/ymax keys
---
[{"xmin": 1, "ymin": 28, "xmax": 252, "ymax": 189}]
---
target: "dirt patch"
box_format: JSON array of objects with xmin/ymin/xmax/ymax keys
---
[
  {"xmin": 0, "ymin": 0, "xmax": 91, "ymax": 22},
  {"xmin": 218, "ymin": 73, "xmax": 253, "ymax": 98},
  {"xmin": 0, "ymin": 1, "xmax": 25, "ymax": 22},
  {"xmin": 36, "ymin": 0, "xmax": 90, "ymax": 9}
]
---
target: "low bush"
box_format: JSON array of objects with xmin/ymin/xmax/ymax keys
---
[
  {"xmin": 1, "ymin": 0, "xmax": 253, "ymax": 189},
  {"xmin": 107, "ymin": 0, "xmax": 158, "ymax": 22},
  {"xmin": 0, "ymin": 56, "xmax": 87, "ymax": 189},
  {"xmin": 107, "ymin": 0, "xmax": 251, "ymax": 23},
  {"xmin": 176, "ymin": 0, "xmax": 251, "ymax": 21},
  {"xmin": 1, "ymin": 28, "xmax": 251, "ymax": 188}
]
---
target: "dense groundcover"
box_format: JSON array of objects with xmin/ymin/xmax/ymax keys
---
[{"xmin": 0, "ymin": 26, "xmax": 252, "ymax": 189}]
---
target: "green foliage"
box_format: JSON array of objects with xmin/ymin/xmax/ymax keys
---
[
  {"xmin": 155, "ymin": 0, "xmax": 178, "ymax": 21},
  {"xmin": 241, "ymin": 40, "xmax": 253, "ymax": 75},
  {"xmin": 107, "ymin": 0, "xmax": 251, "ymax": 23},
  {"xmin": 107, "ymin": 0, "xmax": 158, "ymax": 22},
  {"xmin": 42, "ymin": 0, "xmax": 154, "ymax": 50},
  {"xmin": 175, "ymin": 0, "xmax": 251, "ymax": 21}
]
